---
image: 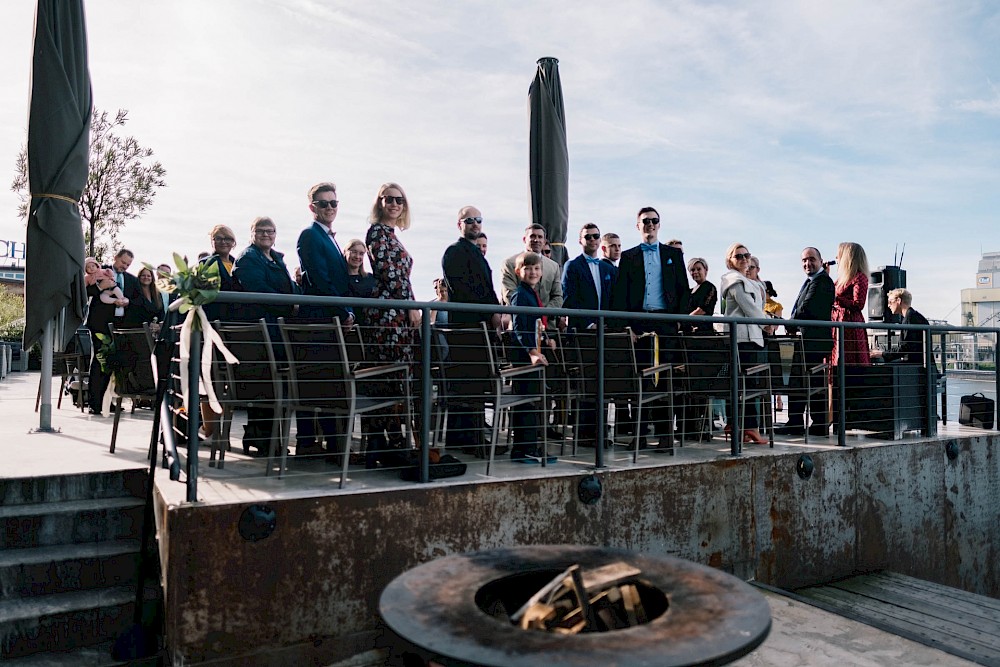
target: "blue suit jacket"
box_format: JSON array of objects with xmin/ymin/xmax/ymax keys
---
[
  {"xmin": 562, "ymin": 254, "xmax": 616, "ymax": 330},
  {"xmin": 297, "ymin": 221, "xmax": 352, "ymax": 320}
]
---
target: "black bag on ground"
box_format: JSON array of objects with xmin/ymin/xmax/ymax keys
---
[
  {"xmin": 398, "ymin": 451, "xmax": 468, "ymax": 481},
  {"xmin": 959, "ymin": 393, "xmax": 994, "ymax": 429}
]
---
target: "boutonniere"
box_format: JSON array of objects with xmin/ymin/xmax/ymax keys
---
[{"xmin": 666, "ymin": 258, "xmax": 673, "ymax": 265}]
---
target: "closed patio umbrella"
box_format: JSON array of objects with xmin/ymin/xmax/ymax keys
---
[
  {"xmin": 24, "ymin": 0, "xmax": 92, "ymax": 428},
  {"xmin": 528, "ymin": 56, "xmax": 569, "ymax": 266}
]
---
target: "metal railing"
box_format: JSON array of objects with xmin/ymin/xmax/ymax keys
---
[{"xmin": 151, "ymin": 291, "xmax": 999, "ymax": 502}]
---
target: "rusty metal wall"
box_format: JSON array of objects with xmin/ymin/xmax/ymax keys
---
[{"xmin": 158, "ymin": 434, "xmax": 1000, "ymax": 665}]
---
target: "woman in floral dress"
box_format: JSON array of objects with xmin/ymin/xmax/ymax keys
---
[
  {"xmin": 830, "ymin": 241, "xmax": 871, "ymax": 368},
  {"xmin": 365, "ymin": 182, "xmax": 421, "ymax": 454}
]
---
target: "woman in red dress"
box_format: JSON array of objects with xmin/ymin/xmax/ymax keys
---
[{"xmin": 830, "ymin": 241, "xmax": 871, "ymax": 367}]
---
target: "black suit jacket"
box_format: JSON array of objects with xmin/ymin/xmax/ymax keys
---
[
  {"xmin": 611, "ymin": 243, "xmax": 689, "ymax": 332},
  {"xmin": 883, "ymin": 308, "xmax": 929, "ymax": 364},
  {"xmin": 442, "ymin": 237, "xmax": 499, "ymax": 325},
  {"xmin": 787, "ymin": 270, "xmax": 835, "ymax": 357}
]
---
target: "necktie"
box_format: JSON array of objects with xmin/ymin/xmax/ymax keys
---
[
  {"xmin": 640, "ymin": 242, "xmax": 658, "ymax": 252},
  {"xmin": 584, "ymin": 255, "xmax": 601, "ymax": 265}
]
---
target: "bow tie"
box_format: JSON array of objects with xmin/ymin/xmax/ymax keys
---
[
  {"xmin": 584, "ymin": 255, "xmax": 601, "ymax": 265},
  {"xmin": 640, "ymin": 242, "xmax": 659, "ymax": 252}
]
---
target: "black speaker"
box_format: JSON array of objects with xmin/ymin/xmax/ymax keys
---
[{"xmin": 868, "ymin": 265, "xmax": 906, "ymax": 321}]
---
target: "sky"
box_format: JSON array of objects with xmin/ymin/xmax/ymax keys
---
[{"xmin": 2, "ymin": 0, "xmax": 999, "ymax": 322}]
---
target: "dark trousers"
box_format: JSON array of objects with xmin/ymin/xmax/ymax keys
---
[
  {"xmin": 726, "ymin": 342, "xmax": 765, "ymax": 431},
  {"xmin": 787, "ymin": 341, "xmax": 829, "ymax": 427},
  {"xmin": 296, "ymin": 411, "xmax": 346, "ymax": 453}
]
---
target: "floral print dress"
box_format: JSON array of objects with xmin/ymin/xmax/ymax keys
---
[
  {"xmin": 365, "ymin": 222, "xmax": 415, "ymax": 364},
  {"xmin": 831, "ymin": 272, "xmax": 871, "ymax": 367}
]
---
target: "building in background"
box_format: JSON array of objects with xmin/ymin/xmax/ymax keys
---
[
  {"xmin": 0, "ymin": 237, "xmax": 26, "ymax": 296},
  {"xmin": 949, "ymin": 251, "xmax": 1000, "ymax": 370}
]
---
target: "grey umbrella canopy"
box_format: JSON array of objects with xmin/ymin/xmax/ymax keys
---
[
  {"xmin": 23, "ymin": 0, "xmax": 92, "ymax": 351},
  {"xmin": 528, "ymin": 56, "xmax": 569, "ymax": 266}
]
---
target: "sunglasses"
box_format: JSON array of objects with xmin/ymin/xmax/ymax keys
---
[
  {"xmin": 582, "ymin": 233, "xmax": 601, "ymax": 241},
  {"xmin": 640, "ymin": 218, "xmax": 660, "ymax": 226},
  {"xmin": 749, "ymin": 265, "xmax": 759, "ymax": 270},
  {"xmin": 381, "ymin": 196, "xmax": 406, "ymax": 205},
  {"xmin": 542, "ymin": 249, "xmax": 552, "ymax": 255},
  {"xmin": 312, "ymin": 200, "xmax": 338, "ymax": 209},
  {"xmin": 461, "ymin": 217, "xmax": 483, "ymax": 225},
  {"xmin": 733, "ymin": 252, "xmax": 752, "ymax": 261}
]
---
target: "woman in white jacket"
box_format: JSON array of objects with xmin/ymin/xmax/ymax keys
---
[{"xmin": 719, "ymin": 243, "xmax": 771, "ymax": 444}]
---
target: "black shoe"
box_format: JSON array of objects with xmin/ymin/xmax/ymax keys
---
[
  {"xmin": 655, "ymin": 436, "xmax": 676, "ymax": 455},
  {"xmin": 808, "ymin": 425, "xmax": 830, "ymax": 437},
  {"xmin": 775, "ymin": 424, "xmax": 805, "ymax": 436},
  {"xmin": 296, "ymin": 442, "xmax": 324, "ymax": 457},
  {"xmin": 546, "ymin": 428, "xmax": 564, "ymax": 441},
  {"xmin": 88, "ymin": 408, "xmax": 102, "ymax": 416}
]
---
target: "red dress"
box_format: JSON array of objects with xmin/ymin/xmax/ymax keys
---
[{"xmin": 831, "ymin": 272, "xmax": 870, "ymax": 367}]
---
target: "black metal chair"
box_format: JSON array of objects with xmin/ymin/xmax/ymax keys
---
[
  {"xmin": 212, "ymin": 320, "xmax": 287, "ymax": 475},
  {"xmin": 437, "ymin": 323, "xmax": 548, "ymax": 474},
  {"xmin": 108, "ymin": 326, "xmax": 157, "ymax": 454},
  {"xmin": 767, "ymin": 336, "xmax": 825, "ymax": 443},
  {"xmin": 278, "ymin": 317, "xmax": 412, "ymax": 488},
  {"xmin": 577, "ymin": 329, "xmax": 676, "ymax": 463},
  {"xmin": 683, "ymin": 334, "xmax": 774, "ymax": 449}
]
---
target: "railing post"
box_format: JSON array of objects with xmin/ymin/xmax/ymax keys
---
[
  {"xmin": 419, "ymin": 307, "xmax": 432, "ymax": 484},
  {"xmin": 186, "ymin": 328, "xmax": 201, "ymax": 503},
  {"xmin": 729, "ymin": 327, "xmax": 740, "ymax": 456},
  {"xmin": 994, "ymin": 334, "xmax": 999, "ymax": 432},
  {"xmin": 837, "ymin": 324, "xmax": 846, "ymax": 447},
  {"xmin": 924, "ymin": 327, "xmax": 937, "ymax": 437},
  {"xmin": 595, "ymin": 323, "xmax": 606, "ymax": 469}
]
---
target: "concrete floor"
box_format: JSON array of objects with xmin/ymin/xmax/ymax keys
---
[{"xmin": 3, "ymin": 370, "xmax": 992, "ymax": 667}]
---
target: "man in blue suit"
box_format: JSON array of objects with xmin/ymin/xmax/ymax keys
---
[
  {"xmin": 562, "ymin": 223, "xmax": 617, "ymax": 331},
  {"xmin": 562, "ymin": 223, "xmax": 618, "ymax": 446},
  {"xmin": 294, "ymin": 182, "xmax": 353, "ymax": 458},
  {"xmin": 296, "ymin": 181, "xmax": 354, "ymax": 324}
]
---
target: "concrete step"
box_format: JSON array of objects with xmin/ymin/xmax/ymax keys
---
[
  {"xmin": 0, "ymin": 498, "xmax": 145, "ymax": 550},
  {"xmin": 0, "ymin": 639, "xmax": 140, "ymax": 666},
  {"xmin": 0, "ymin": 470, "xmax": 146, "ymax": 508},
  {"xmin": 0, "ymin": 586, "xmax": 134, "ymax": 660},
  {"xmin": 0, "ymin": 539, "xmax": 141, "ymax": 601}
]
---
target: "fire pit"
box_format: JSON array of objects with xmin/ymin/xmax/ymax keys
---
[{"xmin": 379, "ymin": 545, "xmax": 771, "ymax": 666}]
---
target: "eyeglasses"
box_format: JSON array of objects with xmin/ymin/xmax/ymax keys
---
[
  {"xmin": 733, "ymin": 253, "xmax": 751, "ymax": 261},
  {"xmin": 212, "ymin": 236, "xmax": 235, "ymax": 243},
  {"xmin": 582, "ymin": 233, "xmax": 601, "ymax": 241},
  {"xmin": 640, "ymin": 218, "xmax": 660, "ymax": 226},
  {"xmin": 254, "ymin": 229, "xmax": 276, "ymax": 237},
  {"xmin": 381, "ymin": 196, "xmax": 406, "ymax": 205},
  {"xmin": 312, "ymin": 199, "xmax": 338, "ymax": 209},
  {"xmin": 460, "ymin": 217, "xmax": 483, "ymax": 225},
  {"xmin": 749, "ymin": 265, "xmax": 759, "ymax": 270}
]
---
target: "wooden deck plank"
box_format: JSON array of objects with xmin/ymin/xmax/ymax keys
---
[{"xmin": 798, "ymin": 581, "xmax": 1000, "ymax": 667}]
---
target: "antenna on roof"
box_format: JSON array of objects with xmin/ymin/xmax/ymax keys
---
[
  {"xmin": 898, "ymin": 243, "xmax": 905, "ymax": 269},
  {"xmin": 894, "ymin": 244, "xmax": 898, "ymax": 266}
]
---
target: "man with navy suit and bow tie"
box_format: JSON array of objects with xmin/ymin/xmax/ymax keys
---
[
  {"xmin": 294, "ymin": 181, "xmax": 354, "ymax": 458},
  {"xmin": 562, "ymin": 223, "xmax": 617, "ymax": 331},
  {"xmin": 777, "ymin": 246, "xmax": 835, "ymax": 436},
  {"xmin": 297, "ymin": 181, "xmax": 354, "ymax": 325},
  {"xmin": 611, "ymin": 207, "xmax": 690, "ymax": 451}
]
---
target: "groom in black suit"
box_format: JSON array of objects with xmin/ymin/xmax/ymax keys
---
[
  {"xmin": 610, "ymin": 207, "xmax": 690, "ymax": 450},
  {"xmin": 778, "ymin": 246, "xmax": 835, "ymax": 436}
]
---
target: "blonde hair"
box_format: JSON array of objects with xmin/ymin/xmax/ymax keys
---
[
  {"xmin": 250, "ymin": 216, "xmax": 275, "ymax": 234},
  {"xmin": 887, "ymin": 288, "xmax": 912, "ymax": 306},
  {"xmin": 343, "ymin": 238, "xmax": 369, "ymax": 277},
  {"xmin": 369, "ymin": 182, "xmax": 411, "ymax": 231},
  {"xmin": 687, "ymin": 257, "xmax": 708, "ymax": 272},
  {"xmin": 724, "ymin": 242, "xmax": 749, "ymax": 270},
  {"xmin": 835, "ymin": 241, "xmax": 870, "ymax": 287},
  {"xmin": 209, "ymin": 224, "xmax": 236, "ymax": 242}
]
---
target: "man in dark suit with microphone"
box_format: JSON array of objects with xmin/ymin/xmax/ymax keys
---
[{"xmin": 778, "ymin": 246, "xmax": 835, "ymax": 436}]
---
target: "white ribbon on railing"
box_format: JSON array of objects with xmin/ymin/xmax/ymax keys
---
[{"xmin": 173, "ymin": 299, "xmax": 239, "ymax": 414}]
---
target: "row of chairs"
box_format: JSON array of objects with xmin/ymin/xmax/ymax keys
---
[{"xmin": 97, "ymin": 319, "xmax": 829, "ymax": 488}]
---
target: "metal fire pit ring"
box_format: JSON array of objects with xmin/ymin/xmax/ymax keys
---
[{"xmin": 379, "ymin": 545, "xmax": 771, "ymax": 667}]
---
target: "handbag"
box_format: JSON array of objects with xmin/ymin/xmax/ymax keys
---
[{"xmin": 959, "ymin": 393, "xmax": 994, "ymax": 429}]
